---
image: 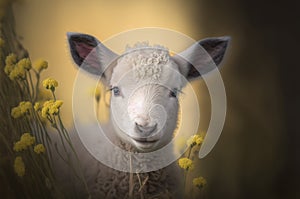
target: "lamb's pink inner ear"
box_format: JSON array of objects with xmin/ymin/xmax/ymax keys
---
[
  {"xmin": 74, "ymin": 41, "xmax": 94, "ymax": 59},
  {"xmin": 74, "ymin": 41, "xmax": 100, "ymax": 69}
]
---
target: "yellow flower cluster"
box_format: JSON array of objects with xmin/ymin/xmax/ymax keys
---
[
  {"xmin": 11, "ymin": 101, "xmax": 32, "ymax": 118},
  {"xmin": 193, "ymin": 176, "xmax": 207, "ymax": 189},
  {"xmin": 5, "ymin": 53, "xmax": 17, "ymax": 66},
  {"xmin": 186, "ymin": 134, "xmax": 203, "ymax": 148},
  {"xmin": 14, "ymin": 156, "xmax": 25, "ymax": 177},
  {"xmin": 13, "ymin": 133, "xmax": 36, "ymax": 152},
  {"xmin": 43, "ymin": 77, "xmax": 58, "ymax": 91},
  {"xmin": 4, "ymin": 54, "xmax": 31, "ymax": 80},
  {"xmin": 90, "ymin": 83, "xmax": 111, "ymax": 122},
  {"xmin": 33, "ymin": 59, "xmax": 48, "ymax": 73},
  {"xmin": 34, "ymin": 144, "xmax": 46, "ymax": 154},
  {"xmin": 34, "ymin": 102, "xmax": 41, "ymax": 111},
  {"xmin": 94, "ymin": 87, "xmax": 101, "ymax": 102},
  {"xmin": 178, "ymin": 157, "xmax": 194, "ymax": 171},
  {"xmin": 41, "ymin": 100, "xmax": 63, "ymax": 118},
  {"xmin": 17, "ymin": 58, "xmax": 31, "ymax": 70},
  {"xmin": 9, "ymin": 66, "xmax": 26, "ymax": 80}
]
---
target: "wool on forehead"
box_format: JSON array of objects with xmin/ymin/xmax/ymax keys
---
[{"xmin": 119, "ymin": 42, "xmax": 170, "ymax": 81}]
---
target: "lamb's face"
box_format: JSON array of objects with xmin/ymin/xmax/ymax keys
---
[
  {"xmin": 109, "ymin": 49, "xmax": 183, "ymax": 151},
  {"xmin": 67, "ymin": 32, "xmax": 230, "ymax": 153}
]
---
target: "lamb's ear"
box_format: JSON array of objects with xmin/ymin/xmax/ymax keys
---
[
  {"xmin": 174, "ymin": 36, "xmax": 230, "ymax": 80},
  {"xmin": 67, "ymin": 32, "xmax": 118, "ymax": 85}
]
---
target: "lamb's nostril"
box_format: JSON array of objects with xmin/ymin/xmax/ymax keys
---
[{"xmin": 134, "ymin": 116, "xmax": 149, "ymax": 127}]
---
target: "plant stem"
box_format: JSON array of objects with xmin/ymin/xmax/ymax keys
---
[
  {"xmin": 33, "ymin": 69, "xmax": 40, "ymax": 102},
  {"xmin": 129, "ymin": 154, "xmax": 134, "ymax": 199},
  {"xmin": 183, "ymin": 146, "xmax": 193, "ymax": 196},
  {"xmin": 27, "ymin": 71, "xmax": 35, "ymax": 101}
]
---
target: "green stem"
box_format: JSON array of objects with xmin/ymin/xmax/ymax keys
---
[
  {"xmin": 183, "ymin": 146, "xmax": 193, "ymax": 196},
  {"xmin": 26, "ymin": 148, "xmax": 50, "ymax": 198},
  {"xmin": 187, "ymin": 146, "xmax": 192, "ymax": 159},
  {"xmin": 25, "ymin": 113, "xmax": 42, "ymax": 144},
  {"xmin": 51, "ymin": 91, "xmax": 56, "ymax": 101},
  {"xmin": 129, "ymin": 154, "xmax": 133, "ymax": 199},
  {"xmin": 52, "ymin": 117, "xmax": 69, "ymax": 161},
  {"xmin": 183, "ymin": 170, "xmax": 187, "ymax": 195},
  {"xmin": 50, "ymin": 89, "xmax": 90, "ymax": 197},
  {"xmin": 34, "ymin": 70, "xmax": 40, "ymax": 102},
  {"xmin": 56, "ymin": 114, "xmax": 91, "ymax": 196},
  {"xmin": 35, "ymin": 111, "xmax": 54, "ymax": 164},
  {"xmin": 27, "ymin": 71, "xmax": 35, "ymax": 101},
  {"xmin": 23, "ymin": 73, "xmax": 32, "ymax": 101},
  {"xmin": 41, "ymin": 155, "xmax": 64, "ymax": 197}
]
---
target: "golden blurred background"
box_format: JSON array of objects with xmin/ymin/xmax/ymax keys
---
[
  {"xmin": 8, "ymin": 0, "xmax": 300, "ymax": 198},
  {"xmin": 13, "ymin": 0, "xmax": 202, "ymax": 126}
]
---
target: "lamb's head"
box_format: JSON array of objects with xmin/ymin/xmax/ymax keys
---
[
  {"xmin": 109, "ymin": 46, "xmax": 183, "ymax": 151},
  {"xmin": 67, "ymin": 33, "xmax": 230, "ymax": 152}
]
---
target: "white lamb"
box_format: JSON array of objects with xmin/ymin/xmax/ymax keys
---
[{"xmin": 60, "ymin": 32, "xmax": 229, "ymax": 198}]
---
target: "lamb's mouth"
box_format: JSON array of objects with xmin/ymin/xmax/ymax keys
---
[
  {"xmin": 129, "ymin": 136, "xmax": 159, "ymax": 147},
  {"xmin": 131, "ymin": 137, "xmax": 159, "ymax": 144}
]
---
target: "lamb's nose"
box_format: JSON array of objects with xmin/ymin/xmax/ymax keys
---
[
  {"xmin": 135, "ymin": 122, "xmax": 157, "ymax": 134},
  {"xmin": 134, "ymin": 116, "xmax": 149, "ymax": 127}
]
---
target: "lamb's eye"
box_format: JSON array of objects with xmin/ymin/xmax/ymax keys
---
[
  {"xmin": 111, "ymin": 86, "xmax": 121, "ymax": 96},
  {"xmin": 169, "ymin": 89, "xmax": 178, "ymax": 98}
]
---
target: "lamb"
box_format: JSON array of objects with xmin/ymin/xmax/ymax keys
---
[{"xmin": 61, "ymin": 32, "xmax": 229, "ymax": 198}]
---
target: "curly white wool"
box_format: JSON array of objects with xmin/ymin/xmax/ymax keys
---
[{"xmin": 122, "ymin": 42, "xmax": 170, "ymax": 81}]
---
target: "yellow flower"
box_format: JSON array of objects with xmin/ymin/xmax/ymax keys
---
[
  {"xmin": 92, "ymin": 82, "xmax": 111, "ymax": 123},
  {"xmin": 13, "ymin": 133, "xmax": 36, "ymax": 152},
  {"xmin": 11, "ymin": 101, "xmax": 32, "ymax": 118},
  {"xmin": 48, "ymin": 100, "xmax": 63, "ymax": 115},
  {"xmin": 34, "ymin": 144, "xmax": 46, "ymax": 154},
  {"xmin": 20, "ymin": 133, "xmax": 35, "ymax": 147},
  {"xmin": 41, "ymin": 100, "xmax": 53, "ymax": 118},
  {"xmin": 41, "ymin": 104, "xmax": 49, "ymax": 118},
  {"xmin": 11, "ymin": 107, "xmax": 22, "ymax": 118},
  {"xmin": 41, "ymin": 100, "xmax": 63, "ymax": 118},
  {"xmin": 43, "ymin": 77, "xmax": 58, "ymax": 91},
  {"xmin": 33, "ymin": 59, "xmax": 48, "ymax": 72},
  {"xmin": 186, "ymin": 135, "xmax": 203, "ymax": 148},
  {"xmin": 193, "ymin": 176, "xmax": 207, "ymax": 189},
  {"xmin": 4, "ymin": 54, "xmax": 28, "ymax": 80},
  {"xmin": 89, "ymin": 84, "xmax": 108, "ymax": 102},
  {"xmin": 5, "ymin": 53, "xmax": 17, "ymax": 66},
  {"xmin": 8, "ymin": 63, "xmax": 26, "ymax": 80},
  {"xmin": 19, "ymin": 101, "xmax": 32, "ymax": 114},
  {"xmin": 4, "ymin": 64, "xmax": 13, "ymax": 75},
  {"xmin": 178, "ymin": 157, "xmax": 194, "ymax": 171},
  {"xmin": 17, "ymin": 58, "xmax": 31, "ymax": 70},
  {"xmin": 94, "ymin": 87, "xmax": 101, "ymax": 102},
  {"xmin": 14, "ymin": 156, "xmax": 25, "ymax": 177},
  {"xmin": 13, "ymin": 141, "xmax": 27, "ymax": 152},
  {"xmin": 34, "ymin": 102, "xmax": 41, "ymax": 111}
]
